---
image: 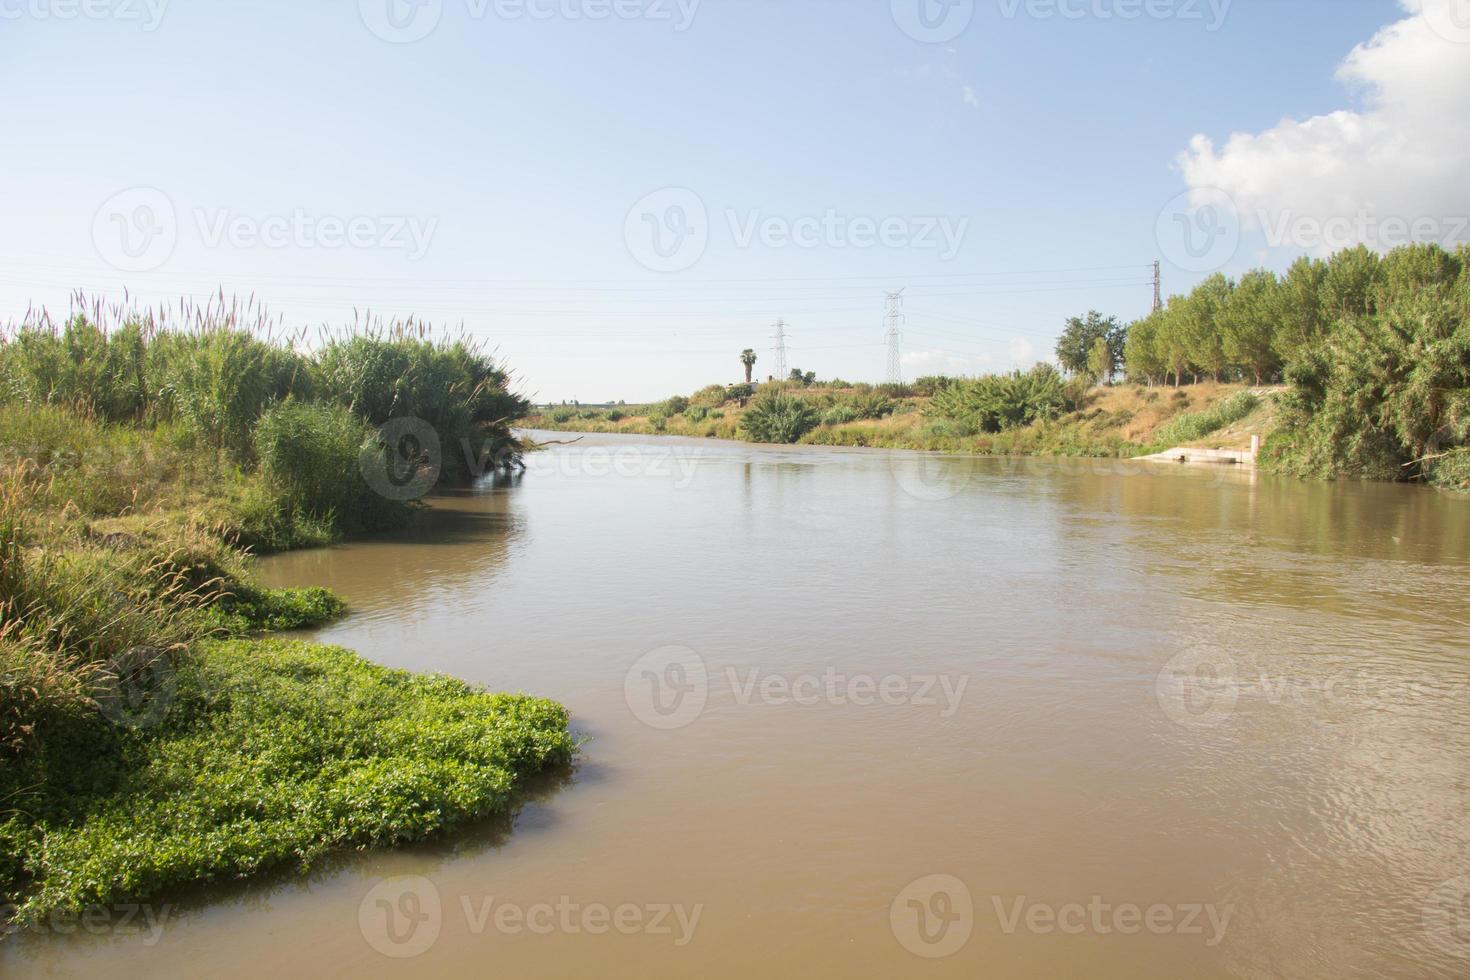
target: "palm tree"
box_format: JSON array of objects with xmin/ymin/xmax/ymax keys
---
[{"xmin": 740, "ymin": 348, "xmax": 757, "ymax": 384}]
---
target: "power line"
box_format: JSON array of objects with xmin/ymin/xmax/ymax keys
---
[{"xmin": 772, "ymin": 318, "xmax": 789, "ymax": 379}]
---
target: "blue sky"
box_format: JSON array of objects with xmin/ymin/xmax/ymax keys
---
[{"xmin": 0, "ymin": 0, "xmax": 1447, "ymax": 401}]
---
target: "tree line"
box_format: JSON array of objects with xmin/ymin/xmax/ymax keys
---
[
  {"xmin": 1053, "ymin": 244, "xmax": 1470, "ymax": 389},
  {"xmin": 1055, "ymin": 243, "xmax": 1470, "ymax": 486}
]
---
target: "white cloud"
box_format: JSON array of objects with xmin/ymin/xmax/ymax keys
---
[
  {"xmin": 1178, "ymin": 0, "xmax": 1470, "ymax": 254},
  {"xmin": 895, "ymin": 48, "xmax": 980, "ymax": 113},
  {"xmin": 1006, "ymin": 338, "xmax": 1035, "ymax": 366},
  {"xmin": 903, "ymin": 348, "xmax": 992, "ymax": 376}
]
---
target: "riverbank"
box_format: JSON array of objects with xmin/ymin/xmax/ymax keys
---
[
  {"xmin": 528, "ymin": 381, "xmax": 1279, "ymax": 462},
  {"xmin": 0, "ymin": 309, "xmax": 572, "ymax": 928}
]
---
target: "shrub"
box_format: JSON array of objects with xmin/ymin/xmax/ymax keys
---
[
  {"xmin": 1152, "ymin": 391, "xmax": 1260, "ymax": 447},
  {"xmin": 660, "ymin": 396, "xmax": 690, "ymax": 416},
  {"xmin": 313, "ymin": 334, "xmax": 527, "ymax": 482},
  {"xmin": 912, "ymin": 376, "xmax": 957, "ymax": 397},
  {"xmin": 821, "ymin": 404, "xmax": 860, "ymax": 426},
  {"xmin": 166, "ymin": 331, "xmax": 309, "ymax": 460},
  {"xmin": 852, "ymin": 391, "xmax": 896, "ymax": 420},
  {"xmin": 252, "ymin": 401, "xmax": 406, "ymax": 534},
  {"xmin": 927, "ymin": 364, "xmax": 1073, "ymax": 433},
  {"xmin": 690, "ymin": 384, "xmax": 729, "ymax": 407},
  {"xmin": 740, "ymin": 390, "xmax": 818, "ymax": 443},
  {"xmin": 1429, "ymin": 448, "xmax": 1470, "ymax": 491}
]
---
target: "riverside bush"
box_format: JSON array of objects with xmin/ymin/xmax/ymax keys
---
[
  {"xmin": 927, "ymin": 364, "xmax": 1073, "ymax": 433},
  {"xmin": 740, "ymin": 389, "xmax": 818, "ymax": 443},
  {"xmin": 313, "ymin": 333, "xmax": 527, "ymax": 482},
  {"xmin": 253, "ymin": 400, "xmax": 407, "ymax": 534}
]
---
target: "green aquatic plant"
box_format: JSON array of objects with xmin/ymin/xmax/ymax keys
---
[{"xmin": 1, "ymin": 640, "xmax": 573, "ymax": 925}]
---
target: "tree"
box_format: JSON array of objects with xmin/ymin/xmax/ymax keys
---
[
  {"xmin": 1123, "ymin": 311, "xmax": 1167, "ymax": 386},
  {"xmin": 1220, "ymin": 269, "xmax": 1281, "ymax": 384},
  {"xmin": 787, "ymin": 368, "xmax": 817, "ymax": 386},
  {"xmin": 1378, "ymin": 242, "xmax": 1460, "ymax": 309},
  {"xmin": 1087, "ymin": 336, "xmax": 1113, "ymax": 385},
  {"xmin": 1320, "ymin": 245, "xmax": 1382, "ymax": 321},
  {"xmin": 1179, "ymin": 274, "xmax": 1233, "ymax": 381},
  {"xmin": 1273, "ymin": 256, "xmax": 1328, "ymax": 361},
  {"xmin": 1157, "ymin": 296, "xmax": 1194, "ymax": 387},
  {"xmin": 740, "ymin": 348, "xmax": 757, "ymax": 384},
  {"xmin": 1055, "ymin": 311, "xmax": 1125, "ymax": 377}
]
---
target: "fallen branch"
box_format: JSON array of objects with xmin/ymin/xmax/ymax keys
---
[{"xmin": 1402, "ymin": 452, "xmax": 1453, "ymax": 468}]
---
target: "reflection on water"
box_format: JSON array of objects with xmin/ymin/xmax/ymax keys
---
[{"xmin": 7, "ymin": 432, "xmax": 1470, "ymax": 979}]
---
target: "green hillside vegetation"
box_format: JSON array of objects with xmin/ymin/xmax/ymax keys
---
[{"xmin": 0, "ymin": 299, "xmax": 570, "ymax": 926}]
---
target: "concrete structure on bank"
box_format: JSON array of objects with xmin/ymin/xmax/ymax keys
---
[{"xmin": 1136, "ymin": 436, "xmax": 1261, "ymax": 468}]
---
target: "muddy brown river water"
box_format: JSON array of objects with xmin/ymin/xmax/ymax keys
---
[{"xmin": 6, "ymin": 432, "xmax": 1470, "ymax": 978}]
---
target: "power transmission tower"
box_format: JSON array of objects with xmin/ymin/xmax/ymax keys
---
[
  {"xmin": 1152, "ymin": 261, "xmax": 1162, "ymax": 313},
  {"xmin": 883, "ymin": 290, "xmax": 905, "ymax": 384},
  {"xmin": 771, "ymin": 318, "xmax": 789, "ymax": 379}
]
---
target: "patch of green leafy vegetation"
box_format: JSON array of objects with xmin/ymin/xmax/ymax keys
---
[
  {"xmin": 206, "ymin": 586, "xmax": 345, "ymax": 634},
  {"xmin": 1, "ymin": 640, "xmax": 573, "ymax": 924}
]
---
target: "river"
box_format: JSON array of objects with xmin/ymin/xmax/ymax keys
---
[{"xmin": 7, "ymin": 432, "xmax": 1470, "ymax": 978}]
